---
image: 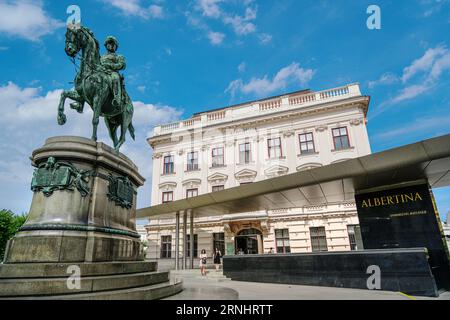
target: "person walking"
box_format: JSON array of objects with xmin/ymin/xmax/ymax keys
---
[
  {"xmin": 213, "ymin": 247, "xmax": 222, "ymax": 271},
  {"xmin": 199, "ymin": 249, "xmax": 207, "ymax": 276}
]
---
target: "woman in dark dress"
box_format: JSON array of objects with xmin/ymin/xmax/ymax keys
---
[{"xmin": 213, "ymin": 247, "xmax": 222, "ymax": 271}]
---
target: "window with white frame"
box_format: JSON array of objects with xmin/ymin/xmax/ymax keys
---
[
  {"xmin": 187, "ymin": 151, "xmax": 199, "ymax": 171},
  {"xmin": 186, "ymin": 188, "xmax": 198, "ymax": 198},
  {"xmin": 239, "ymin": 142, "xmax": 252, "ymax": 164},
  {"xmin": 162, "ymin": 191, "xmax": 173, "ymax": 203},
  {"xmin": 299, "ymin": 132, "xmax": 315, "ymax": 154},
  {"xmin": 267, "ymin": 138, "xmax": 282, "ymax": 159},
  {"xmin": 212, "ymin": 147, "xmax": 224, "ymax": 167},
  {"xmin": 163, "ymin": 155, "xmax": 174, "ymax": 175},
  {"xmin": 332, "ymin": 127, "xmax": 350, "ymax": 150}
]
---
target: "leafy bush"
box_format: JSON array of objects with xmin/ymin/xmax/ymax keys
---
[{"xmin": 0, "ymin": 210, "xmax": 28, "ymax": 261}]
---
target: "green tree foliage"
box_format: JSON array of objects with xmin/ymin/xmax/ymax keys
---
[{"xmin": 0, "ymin": 210, "xmax": 28, "ymax": 261}]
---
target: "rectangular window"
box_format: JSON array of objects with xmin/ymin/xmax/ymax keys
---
[
  {"xmin": 239, "ymin": 143, "xmax": 252, "ymax": 164},
  {"xmin": 162, "ymin": 191, "xmax": 173, "ymax": 203},
  {"xmin": 186, "ymin": 188, "xmax": 198, "ymax": 198},
  {"xmin": 160, "ymin": 235, "xmax": 172, "ymax": 258},
  {"xmin": 347, "ymin": 225, "xmax": 364, "ymax": 251},
  {"xmin": 310, "ymin": 227, "xmax": 328, "ymax": 252},
  {"xmin": 187, "ymin": 151, "xmax": 199, "ymax": 171},
  {"xmin": 212, "ymin": 185, "xmax": 225, "ymax": 192},
  {"xmin": 332, "ymin": 127, "xmax": 350, "ymax": 150},
  {"xmin": 163, "ymin": 155, "xmax": 174, "ymax": 175},
  {"xmin": 299, "ymin": 133, "xmax": 315, "ymax": 154},
  {"xmin": 275, "ymin": 229, "xmax": 291, "ymax": 253},
  {"xmin": 268, "ymin": 138, "xmax": 282, "ymax": 159},
  {"xmin": 186, "ymin": 234, "xmax": 198, "ymax": 258},
  {"xmin": 213, "ymin": 232, "xmax": 225, "ymax": 256},
  {"xmin": 212, "ymin": 147, "xmax": 224, "ymax": 167}
]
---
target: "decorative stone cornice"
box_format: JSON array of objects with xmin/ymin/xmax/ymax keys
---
[
  {"xmin": 282, "ymin": 130, "xmax": 295, "ymax": 137},
  {"xmin": 207, "ymin": 172, "xmax": 228, "ymax": 184},
  {"xmin": 264, "ymin": 165, "xmax": 289, "ymax": 178},
  {"xmin": 235, "ymin": 168, "xmax": 257, "ymax": 183},
  {"xmin": 158, "ymin": 181, "xmax": 177, "ymax": 191},
  {"xmin": 315, "ymin": 125, "xmax": 328, "ymax": 132},
  {"xmin": 152, "ymin": 152, "xmax": 162, "ymax": 159},
  {"xmin": 182, "ymin": 178, "xmax": 202, "ymax": 189},
  {"xmin": 350, "ymin": 118, "xmax": 363, "ymax": 126}
]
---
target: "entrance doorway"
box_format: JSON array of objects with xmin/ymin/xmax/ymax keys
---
[{"xmin": 235, "ymin": 228, "xmax": 263, "ymax": 254}]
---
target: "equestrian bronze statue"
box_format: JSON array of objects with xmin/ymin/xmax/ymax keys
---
[{"xmin": 57, "ymin": 25, "xmax": 135, "ymax": 151}]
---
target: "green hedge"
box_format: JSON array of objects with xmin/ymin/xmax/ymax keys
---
[{"xmin": 0, "ymin": 210, "xmax": 28, "ymax": 261}]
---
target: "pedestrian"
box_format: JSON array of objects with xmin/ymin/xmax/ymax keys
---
[
  {"xmin": 268, "ymin": 247, "xmax": 274, "ymax": 254},
  {"xmin": 213, "ymin": 247, "xmax": 222, "ymax": 271},
  {"xmin": 199, "ymin": 249, "xmax": 207, "ymax": 276}
]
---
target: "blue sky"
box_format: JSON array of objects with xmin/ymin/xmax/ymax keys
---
[{"xmin": 0, "ymin": 0, "xmax": 449, "ymax": 222}]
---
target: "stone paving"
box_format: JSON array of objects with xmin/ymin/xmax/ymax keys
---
[{"xmin": 164, "ymin": 270, "xmax": 450, "ymax": 300}]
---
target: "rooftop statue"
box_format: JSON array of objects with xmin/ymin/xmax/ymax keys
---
[{"xmin": 57, "ymin": 25, "xmax": 135, "ymax": 151}]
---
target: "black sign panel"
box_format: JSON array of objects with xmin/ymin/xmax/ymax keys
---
[{"xmin": 355, "ymin": 184, "xmax": 450, "ymax": 289}]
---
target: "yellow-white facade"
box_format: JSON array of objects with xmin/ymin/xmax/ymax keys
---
[{"xmin": 145, "ymin": 83, "xmax": 370, "ymax": 262}]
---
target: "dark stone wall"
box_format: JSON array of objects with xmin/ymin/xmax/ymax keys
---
[
  {"xmin": 355, "ymin": 184, "xmax": 450, "ymax": 290},
  {"xmin": 223, "ymin": 248, "xmax": 439, "ymax": 297}
]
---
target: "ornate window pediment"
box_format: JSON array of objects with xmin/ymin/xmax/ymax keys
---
[
  {"xmin": 264, "ymin": 165, "xmax": 288, "ymax": 178},
  {"xmin": 182, "ymin": 178, "xmax": 201, "ymax": 189},
  {"xmin": 331, "ymin": 158, "xmax": 351, "ymax": 164},
  {"xmin": 158, "ymin": 181, "xmax": 177, "ymax": 191},
  {"xmin": 208, "ymin": 172, "xmax": 228, "ymax": 185},
  {"xmin": 235, "ymin": 169, "xmax": 257, "ymax": 183},
  {"xmin": 296, "ymin": 162, "xmax": 323, "ymax": 172}
]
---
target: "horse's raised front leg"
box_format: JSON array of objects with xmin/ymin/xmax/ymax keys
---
[{"xmin": 57, "ymin": 89, "xmax": 83, "ymax": 125}]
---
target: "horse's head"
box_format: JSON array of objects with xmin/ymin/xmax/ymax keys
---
[{"xmin": 65, "ymin": 26, "xmax": 81, "ymax": 57}]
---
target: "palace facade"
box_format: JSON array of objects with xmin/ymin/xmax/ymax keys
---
[{"xmin": 145, "ymin": 83, "xmax": 371, "ymax": 264}]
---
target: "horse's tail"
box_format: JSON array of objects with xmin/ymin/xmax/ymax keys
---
[{"xmin": 128, "ymin": 122, "xmax": 135, "ymax": 140}]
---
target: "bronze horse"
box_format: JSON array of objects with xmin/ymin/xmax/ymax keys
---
[{"xmin": 57, "ymin": 26, "xmax": 135, "ymax": 151}]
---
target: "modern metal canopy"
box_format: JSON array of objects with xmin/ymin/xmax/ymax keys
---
[{"xmin": 137, "ymin": 134, "xmax": 450, "ymax": 219}]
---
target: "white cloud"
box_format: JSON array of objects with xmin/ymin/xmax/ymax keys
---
[
  {"xmin": 238, "ymin": 62, "xmax": 246, "ymax": 73},
  {"xmin": 370, "ymin": 45, "xmax": 450, "ymax": 119},
  {"xmin": 190, "ymin": 0, "xmax": 258, "ymax": 42},
  {"xmin": 222, "ymin": 7, "xmax": 257, "ymax": 36},
  {"xmin": 226, "ymin": 62, "xmax": 315, "ymax": 97},
  {"xmin": 373, "ymin": 115, "xmax": 450, "ymax": 141},
  {"xmin": 0, "ymin": 1, "xmax": 64, "ymax": 41},
  {"xmin": 102, "ymin": 0, "xmax": 165, "ymax": 19},
  {"xmin": 196, "ymin": 0, "xmax": 222, "ymax": 18},
  {"xmin": 401, "ymin": 45, "xmax": 448, "ymax": 83},
  {"xmin": 0, "ymin": 46, "xmax": 9, "ymax": 51},
  {"xmin": 207, "ymin": 31, "xmax": 225, "ymax": 45},
  {"xmin": 258, "ymin": 33, "xmax": 272, "ymax": 44},
  {"xmin": 368, "ymin": 72, "xmax": 399, "ymax": 88},
  {"xmin": 390, "ymin": 84, "xmax": 432, "ymax": 104},
  {"xmin": 137, "ymin": 85, "xmax": 146, "ymax": 93},
  {"xmin": 0, "ymin": 82, "xmax": 183, "ymax": 213}
]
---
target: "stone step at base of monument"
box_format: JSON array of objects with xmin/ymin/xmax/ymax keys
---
[
  {"xmin": 0, "ymin": 270, "xmax": 170, "ymax": 297},
  {"xmin": 1, "ymin": 280, "xmax": 183, "ymax": 300},
  {"xmin": 0, "ymin": 261, "xmax": 157, "ymax": 279}
]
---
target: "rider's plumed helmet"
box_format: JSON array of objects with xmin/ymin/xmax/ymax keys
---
[{"xmin": 104, "ymin": 36, "xmax": 119, "ymax": 50}]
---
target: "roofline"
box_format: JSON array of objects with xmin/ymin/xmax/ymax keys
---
[{"xmin": 192, "ymin": 88, "xmax": 312, "ymax": 117}]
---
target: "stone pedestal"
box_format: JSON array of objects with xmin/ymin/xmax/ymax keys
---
[
  {"xmin": 0, "ymin": 136, "xmax": 182, "ymax": 299},
  {"xmin": 4, "ymin": 136, "xmax": 145, "ymax": 263}
]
